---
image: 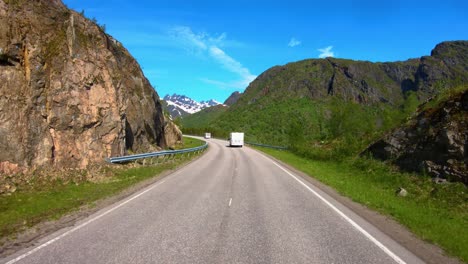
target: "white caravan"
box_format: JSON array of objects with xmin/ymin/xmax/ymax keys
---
[{"xmin": 229, "ymin": 132, "xmax": 244, "ymax": 147}]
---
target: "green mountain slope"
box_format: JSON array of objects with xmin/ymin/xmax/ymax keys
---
[
  {"xmin": 182, "ymin": 105, "xmax": 228, "ymax": 132},
  {"xmin": 188, "ymin": 41, "xmax": 466, "ymax": 145},
  {"xmin": 236, "ymin": 41, "xmax": 467, "ymax": 108}
]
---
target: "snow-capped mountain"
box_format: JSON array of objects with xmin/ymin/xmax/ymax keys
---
[{"xmin": 162, "ymin": 94, "xmax": 222, "ymax": 118}]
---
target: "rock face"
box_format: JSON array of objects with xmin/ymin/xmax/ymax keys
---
[
  {"xmin": 224, "ymin": 91, "xmax": 242, "ymax": 106},
  {"xmin": 367, "ymin": 90, "xmax": 468, "ymax": 184},
  {"xmin": 0, "ymin": 0, "xmax": 166, "ymax": 172},
  {"xmin": 238, "ymin": 41, "xmax": 468, "ymax": 106},
  {"xmin": 164, "ymin": 120, "xmax": 183, "ymax": 148}
]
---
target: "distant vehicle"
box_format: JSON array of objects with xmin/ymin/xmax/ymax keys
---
[
  {"xmin": 204, "ymin": 132, "xmax": 211, "ymax": 139},
  {"xmin": 229, "ymin": 132, "xmax": 244, "ymax": 147}
]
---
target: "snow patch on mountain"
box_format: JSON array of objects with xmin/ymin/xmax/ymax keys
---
[{"xmin": 163, "ymin": 94, "xmax": 222, "ymax": 118}]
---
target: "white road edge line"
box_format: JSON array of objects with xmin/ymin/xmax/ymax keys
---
[
  {"xmin": 229, "ymin": 198, "xmax": 232, "ymax": 207},
  {"xmin": 6, "ymin": 179, "xmax": 168, "ymax": 264},
  {"xmin": 270, "ymin": 161, "xmax": 407, "ymax": 264}
]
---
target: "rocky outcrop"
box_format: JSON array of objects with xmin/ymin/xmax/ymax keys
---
[
  {"xmin": 239, "ymin": 41, "xmax": 468, "ymax": 106},
  {"xmin": 0, "ymin": 0, "xmax": 166, "ymax": 172},
  {"xmin": 366, "ymin": 90, "xmax": 468, "ymax": 184},
  {"xmin": 224, "ymin": 91, "xmax": 242, "ymax": 106},
  {"xmin": 164, "ymin": 120, "xmax": 183, "ymax": 148}
]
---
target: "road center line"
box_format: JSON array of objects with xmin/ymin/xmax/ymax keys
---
[
  {"xmin": 6, "ymin": 179, "xmax": 168, "ymax": 264},
  {"xmin": 228, "ymin": 198, "xmax": 232, "ymax": 207},
  {"xmin": 269, "ymin": 160, "xmax": 407, "ymax": 264}
]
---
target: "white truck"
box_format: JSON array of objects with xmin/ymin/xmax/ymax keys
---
[
  {"xmin": 229, "ymin": 132, "xmax": 244, "ymax": 147},
  {"xmin": 204, "ymin": 132, "xmax": 211, "ymax": 139}
]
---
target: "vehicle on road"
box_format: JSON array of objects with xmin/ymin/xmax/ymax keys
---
[
  {"xmin": 229, "ymin": 132, "xmax": 244, "ymax": 147},
  {"xmin": 204, "ymin": 132, "xmax": 211, "ymax": 139}
]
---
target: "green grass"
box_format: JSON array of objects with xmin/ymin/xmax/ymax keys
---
[
  {"xmin": 420, "ymin": 85, "xmax": 467, "ymax": 111},
  {"xmin": 255, "ymin": 147, "xmax": 468, "ymax": 262},
  {"xmin": 192, "ymin": 96, "xmax": 412, "ymax": 152},
  {"xmin": 175, "ymin": 136, "xmax": 205, "ymax": 149},
  {"xmin": 0, "ymin": 138, "xmax": 206, "ymax": 240}
]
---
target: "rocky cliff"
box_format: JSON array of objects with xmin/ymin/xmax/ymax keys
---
[
  {"xmin": 0, "ymin": 0, "xmax": 166, "ymax": 173},
  {"xmin": 367, "ymin": 90, "xmax": 468, "ymax": 184},
  {"xmin": 223, "ymin": 91, "xmax": 242, "ymax": 106},
  {"xmin": 164, "ymin": 120, "xmax": 182, "ymax": 149},
  {"xmin": 237, "ymin": 41, "xmax": 467, "ymax": 106}
]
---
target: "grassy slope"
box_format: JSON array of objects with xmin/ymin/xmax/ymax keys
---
[
  {"xmin": 182, "ymin": 105, "xmax": 228, "ymax": 128},
  {"xmin": 257, "ymin": 147, "xmax": 467, "ymax": 262},
  {"xmin": 205, "ymin": 95, "xmax": 415, "ymax": 153},
  {"xmin": 0, "ymin": 137, "xmax": 206, "ymax": 239}
]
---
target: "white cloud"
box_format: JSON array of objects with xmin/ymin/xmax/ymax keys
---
[
  {"xmin": 170, "ymin": 26, "xmax": 208, "ymax": 53},
  {"xmin": 199, "ymin": 78, "xmax": 238, "ymax": 90},
  {"xmin": 209, "ymin": 46, "xmax": 256, "ymax": 86},
  {"xmin": 288, "ymin": 38, "xmax": 301, "ymax": 47},
  {"xmin": 208, "ymin": 32, "xmax": 226, "ymax": 45},
  {"xmin": 318, "ymin": 46, "xmax": 334, "ymax": 58},
  {"xmin": 170, "ymin": 26, "xmax": 257, "ymax": 89},
  {"xmin": 200, "ymin": 78, "xmax": 254, "ymax": 91}
]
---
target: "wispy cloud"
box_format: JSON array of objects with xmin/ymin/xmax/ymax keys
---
[
  {"xmin": 170, "ymin": 26, "xmax": 256, "ymax": 89},
  {"xmin": 318, "ymin": 46, "xmax": 334, "ymax": 58},
  {"xmin": 209, "ymin": 46, "xmax": 256, "ymax": 86},
  {"xmin": 170, "ymin": 26, "xmax": 208, "ymax": 53},
  {"xmin": 288, "ymin": 37, "xmax": 301, "ymax": 47},
  {"xmin": 199, "ymin": 78, "xmax": 240, "ymax": 90}
]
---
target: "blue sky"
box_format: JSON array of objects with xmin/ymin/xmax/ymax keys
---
[{"xmin": 62, "ymin": 0, "xmax": 468, "ymax": 102}]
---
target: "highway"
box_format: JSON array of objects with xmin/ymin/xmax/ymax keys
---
[{"xmin": 2, "ymin": 138, "xmax": 424, "ymax": 264}]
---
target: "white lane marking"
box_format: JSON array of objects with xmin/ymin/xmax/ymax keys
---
[
  {"xmin": 6, "ymin": 179, "xmax": 168, "ymax": 264},
  {"xmin": 270, "ymin": 161, "xmax": 407, "ymax": 264},
  {"xmin": 229, "ymin": 198, "xmax": 232, "ymax": 207}
]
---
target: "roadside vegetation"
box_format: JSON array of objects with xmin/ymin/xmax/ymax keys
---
[
  {"xmin": 0, "ymin": 137, "xmax": 206, "ymax": 242},
  {"xmin": 256, "ymin": 147, "xmax": 467, "ymax": 262},
  {"xmin": 184, "ymin": 91, "xmax": 420, "ymax": 148},
  {"xmin": 183, "ymin": 86, "xmax": 467, "ymax": 262}
]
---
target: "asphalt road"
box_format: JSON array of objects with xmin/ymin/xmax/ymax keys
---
[{"xmin": 2, "ymin": 138, "xmax": 424, "ymax": 264}]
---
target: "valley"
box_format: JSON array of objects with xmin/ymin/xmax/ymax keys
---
[{"xmin": 0, "ymin": 0, "xmax": 466, "ymax": 263}]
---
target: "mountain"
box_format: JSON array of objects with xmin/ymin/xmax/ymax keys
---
[
  {"xmin": 224, "ymin": 91, "xmax": 243, "ymax": 106},
  {"xmin": 162, "ymin": 94, "xmax": 222, "ymax": 118},
  {"xmin": 182, "ymin": 104, "xmax": 228, "ymax": 129},
  {"xmin": 183, "ymin": 41, "xmax": 468, "ymax": 153},
  {"xmin": 0, "ymin": 0, "xmax": 168, "ymax": 173},
  {"xmin": 234, "ymin": 41, "xmax": 467, "ymax": 108}
]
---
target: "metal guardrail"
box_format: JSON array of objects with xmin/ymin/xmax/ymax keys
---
[
  {"xmin": 245, "ymin": 142, "xmax": 288, "ymax": 150},
  {"xmin": 106, "ymin": 143, "xmax": 208, "ymax": 164}
]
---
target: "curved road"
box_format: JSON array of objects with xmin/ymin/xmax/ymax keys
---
[{"xmin": 2, "ymin": 138, "xmax": 424, "ymax": 264}]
